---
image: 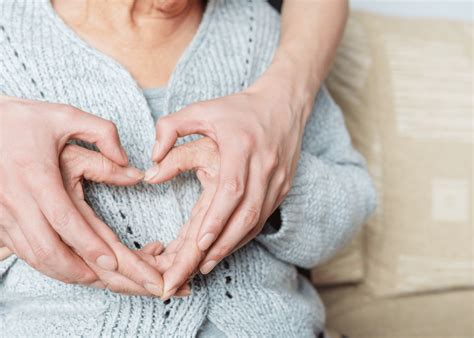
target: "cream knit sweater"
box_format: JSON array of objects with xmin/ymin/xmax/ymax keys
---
[{"xmin": 0, "ymin": 0, "xmax": 376, "ymax": 336}]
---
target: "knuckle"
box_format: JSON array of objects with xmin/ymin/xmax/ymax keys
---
[
  {"xmin": 103, "ymin": 120, "xmax": 119, "ymax": 138},
  {"xmin": 156, "ymin": 115, "xmax": 171, "ymax": 131},
  {"xmin": 239, "ymin": 133, "xmax": 254, "ymax": 154},
  {"xmin": 200, "ymin": 137, "xmax": 218, "ymax": 154},
  {"xmin": 60, "ymin": 144, "xmax": 74, "ymax": 159},
  {"xmin": 208, "ymin": 215, "xmax": 225, "ymax": 230},
  {"xmin": 242, "ymin": 206, "xmax": 260, "ymax": 230},
  {"xmin": 265, "ymin": 149, "xmax": 279, "ymax": 172},
  {"xmin": 59, "ymin": 145, "xmax": 81, "ymax": 167},
  {"xmin": 281, "ymin": 181, "xmax": 292, "ymax": 197},
  {"xmin": 275, "ymin": 170, "xmax": 287, "ymax": 186},
  {"xmin": 221, "ymin": 178, "xmax": 244, "ymax": 197},
  {"xmin": 31, "ymin": 245, "xmax": 54, "ymax": 264},
  {"xmin": 51, "ymin": 209, "xmax": 72, "ymax": 231},
  {"xmin": 98, "ymin": 153, "xmax": 114, "ymax": 177}
]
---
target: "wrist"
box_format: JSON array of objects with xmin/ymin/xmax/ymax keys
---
[
  {"xmin": 273, "ymin": 47, "xmax": 323, "ymax": 94},
  {"xmin": 249, "ymin": 56, "xmax": 319, "ymax": 122}
]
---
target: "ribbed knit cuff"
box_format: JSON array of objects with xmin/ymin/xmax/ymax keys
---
[{"xmin": 256, "ymin": 152, "xmax": 325, "ymax": 265}]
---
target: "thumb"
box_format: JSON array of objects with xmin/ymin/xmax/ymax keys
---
[
  {"xmin": 60, "ymin": 106, "xmax": 129, "ymax": 166},
  {"xmin": 152, "ymin": 103, "xmax": 213, "ymax": 162},
  {"xmin": 61, "ymin": 145, "xmax": 144, "ymax": 186}
]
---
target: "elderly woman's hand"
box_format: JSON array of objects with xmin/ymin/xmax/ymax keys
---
[{"xmin": 58, "ymin": 144, "xmax": 170, "ymax": 296}]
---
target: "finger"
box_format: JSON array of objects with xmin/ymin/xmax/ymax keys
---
[
  {"xmin": 58, "ymin": 106, "xmax": 128, "ymax": 166},
  {"xmin": 6, "ymin": 216, "xmax": 88, "ymax": 283},
  {"xmin": 135, "ymin": 249, "xmax": 189, "ymax": 296},
  {"xmin": 140, "ymin": 242, "xmax": 164, "ymax": 256},
  {"xmin": 164, "ymin": 188, "xmax": 210, "ymax": 255},
  {"xmin": 145, "ymin": 137, "xmax": 216, "ymax": 184},
  {"xmin": 175, "ymin": 283, "xmax": 191, "ymax": 297},
  {"xmin": 154, "ymin": 252, "xmax": 177, "ymax": 272},
  {"xmin": 200, "ymin": 159, "xmax": 269, "ymax": 274},
  {"xmin": 136, "ymin": 250, "xmax": 176, "ymax": 273},
  {"xmin": 1, "ymin": 225, "xmax": 32, "ymax": 262},
  {"xmin": 152, "ymin": 104, "xmax": 211, "ymax": 162},
  {"xmin": 73, "ymin": 196, "xmax": 164, "ymax": 297},
  {"xmin": 6, "ymin": 189, "xmax": 97, "ymax": 283},
  {"xmin": 61, "ymin": 145, "xmax": 144, "ymax": 185},
  {"xmin": 94, "ymin": 269, "xmax": 151, "ymax": 296},
  {"xmin": 235, "ymin": 171, "xmax": 285, "ymax": 251},
  {"xmin": 162, "ymin": 195, "xmax": 209, "ymax": 300},
  {"xmin": 145, "ymin": 143, "xmax": 197, "ymax": 183},
  {"xmin": 28, "ymin": 171, "xmax": 118, "ymax": 272},
  {"xmin": 0, "ymin": 244, "xmax": 13, "ymax": 260},
  {"xmin": 195, "ymin": 146, "xmax": 250, "ymax": 252}
]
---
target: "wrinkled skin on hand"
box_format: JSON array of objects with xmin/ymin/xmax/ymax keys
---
[{"xmin": 59, "ymin": 144, "xmax": 191, "ymax": 297}]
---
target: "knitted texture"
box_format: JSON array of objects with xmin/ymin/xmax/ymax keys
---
[{"xmin": 0, "ymin": 0, "xmax": 377, "ymax": 337}]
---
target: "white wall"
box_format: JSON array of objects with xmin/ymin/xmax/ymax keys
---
[{"xmin": 350, "ymin": 1, "xmax": 473, "ymax": 21}]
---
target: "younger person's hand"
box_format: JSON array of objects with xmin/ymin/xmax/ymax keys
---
[{"xmin": 145, "ymin": 137, "xmax": 266, "ymax": 299}]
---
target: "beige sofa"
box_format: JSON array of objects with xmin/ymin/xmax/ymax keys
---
[{"xmin": 311, "ymin": 11, "xmax": 473, "ymax": 338}]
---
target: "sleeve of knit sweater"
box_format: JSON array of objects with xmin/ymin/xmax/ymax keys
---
[{"xmin": 255, "ymin": 85, "xmax": 377, "ymax": 269}]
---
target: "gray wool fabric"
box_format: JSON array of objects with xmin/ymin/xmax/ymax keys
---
[
  {"xmin": 0, "ymin": 0, "xmax": 377, "ymax": 337},
  {"xmin": 143, "ymin": 87, "xmax": 225, "ymax": 338}
]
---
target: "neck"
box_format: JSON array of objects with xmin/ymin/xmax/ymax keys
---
[
  {"xmin": 52, "ymin": 0, "xmax": 203, "ymax": 47},
  {"xmin": 51, "ymin": 0, "xmax": 204, "ymax": 88}
]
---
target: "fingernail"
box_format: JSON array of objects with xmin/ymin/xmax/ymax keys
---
[
  {"xmin": 161, "ymin": 287, "xmax": 178, "ymax": 301},
  {"xmin": 125, "ymin": 167, "xmax": 144, "ymax": 180},
  {"xmin": 96, "ymin": 255, "xmax": 117, "ymax": 271},
  {"xmin": 144, "ymin": 165, "xmax": 160, "ymax": 182},
  {"xmin": 200, "ymin": 260, "xmax": 217, "ymax": 275},
  {"xmin": 144, "ymin": 283, "xmax": 163, "ymax": 297},
  {"xmin": 198, "ymin": 233, "xmax": 216, "ymax": 251},
  {"xmin": 151, "ymin": 141, "xmax": 160, "ymax": 160}
]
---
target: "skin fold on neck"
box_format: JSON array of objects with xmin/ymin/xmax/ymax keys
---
[{"xmin": 52, "ymin": 0, "xmax": 204, "ymax": 88}]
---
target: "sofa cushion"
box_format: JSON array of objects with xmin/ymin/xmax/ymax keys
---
[
  {"xmin": 312, "ymin": 11, "xmax": 473, "ymax": 295},
  {"xmin": 320, "ymin": 285, "xmax": 474, "ymax": 338}
]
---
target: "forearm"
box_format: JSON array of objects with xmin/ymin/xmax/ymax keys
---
[{"xmin": 254, "ymin": 0, "xmax": 348, "ymax": 121}]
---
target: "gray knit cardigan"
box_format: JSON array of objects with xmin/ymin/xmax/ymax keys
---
[{"xmin": 0, "ymin": 0, "xmax": 376, "ymax": 337}]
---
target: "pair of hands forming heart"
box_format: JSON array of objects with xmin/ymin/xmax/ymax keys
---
[
  {"xmin": 59, "ymin": 137, "xmax": 220, "ymax": 299},
  {"xmin": 1, "ymin": 83, "xmax": 304, "ymax": 301}
]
